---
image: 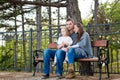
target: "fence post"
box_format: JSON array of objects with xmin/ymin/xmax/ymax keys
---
[
  {"xmin": 29, "ymin": 28, "xmax": 33, "ymax": 72},
  {"xmin": 86, "ymin": 23, "xmax": 91, "ymax": 34}
]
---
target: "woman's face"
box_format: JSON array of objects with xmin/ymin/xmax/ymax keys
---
[{"xmin": 73, "ymin": 25, "xmax": 79, "ymax": 33}]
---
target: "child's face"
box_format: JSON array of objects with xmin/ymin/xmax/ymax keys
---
[{"xmin": 61, "ymin": 28, "xmax": 67, "ymax": 36}]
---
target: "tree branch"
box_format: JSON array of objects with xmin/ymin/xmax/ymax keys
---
[{"xmin": 8, "ymin": 0, "xmax": 67, "ymax": 7}]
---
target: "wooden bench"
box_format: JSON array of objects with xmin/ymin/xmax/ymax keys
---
[{"xmin": 33, "ymin": 40, "xmax": 109, "ymax": 80}]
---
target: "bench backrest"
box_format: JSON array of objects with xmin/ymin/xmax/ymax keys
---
[
  {"xmin": 48, "ymin": 40, "xmax": 108, "ymax": 49},
  {"xmin": 48, "ymin": 42, "xmax": 57, "ymax": 49},
  {"xmin": 92, "ymin": 40, "xmax": 108, "ymax": 47},
  {"xmin": 92, "ymin": 40, "xmax": 109, "ymax": 62}
]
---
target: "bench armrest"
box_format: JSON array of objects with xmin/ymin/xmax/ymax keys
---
[{"xmin": 48, "ymin": 42, "xmax": 57, "ymax": 49}]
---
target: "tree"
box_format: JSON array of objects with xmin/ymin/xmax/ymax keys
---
[
  {"xmin": 89, "ymin": 0, "xmax": 120, "ymax": 24},
  {"xmin": 66, "ymin": 0, "xmax": 93, "ymax": 76},
  {"xmin": 66, "ymin": 0, "xmax": 82, "ymax": 23}
]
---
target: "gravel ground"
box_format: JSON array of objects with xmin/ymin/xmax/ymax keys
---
[{"xmin": 0, "ymin": 72, "xmax": 120, "ymax": 80}]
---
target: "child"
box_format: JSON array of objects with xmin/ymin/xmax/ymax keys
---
[{"xmin": 52, "ymin": 26, "xmax": 73, "ymax": 67}]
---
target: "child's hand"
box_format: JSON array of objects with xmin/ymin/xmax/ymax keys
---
[
  {"xmin": 62, "ymin": 42, "xmax": 65, "ymax": 45},
  {"xmin": 62, "ymin": 42, "xmax": 68, "ymax": 46}
]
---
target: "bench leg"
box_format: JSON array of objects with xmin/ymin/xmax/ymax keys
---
[
  {"xmin": 104, "ymin": 58, "xmax": 110, "ymax": 79},
  {"xmin": 106, "ymin": 63, "xmax": 110, "ymax": 79},
  {"xmin": 33, "ymin": 61, "xmax": 38, "ymax": 76},
  {"xmin": 99, "ymin": 62, "xmax": 102, "ymax": 80}
]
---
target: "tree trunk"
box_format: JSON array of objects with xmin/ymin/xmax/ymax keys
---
[
  {"xmin": 36, "ymin": 0, "xmax": 42, "ymax": 73},
  {"xmin": 14, "ymin": 5, "xmax": 18, "ymax": 71},
  {"xmin": 66, "ymin": 0, "xmax": 93, "ymax": 76},
  {"xmin": 48, "ymin": 0, "xmax": 52, "ymax": 43},
  {"xmin": 36, "ymin": 3, "xmax": 42, "ymax": 50},
  {"xmin": 80, "ymin": 62, "xmax": 93, "ymax": 76},
  {"xmin": 66, "ymin": 0, "xmax": 82, "ymax": 23},
  {"xmin": 21, "ymin": 5, "xmax": 27, "ymax": 71}
]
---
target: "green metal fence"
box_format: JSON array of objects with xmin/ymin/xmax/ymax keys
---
[
  {"xmin": 0, "ymin": 22, "xmax": 120, "ymax": 74},
  {"xmin": 87, "ymin": 23, "xmax": 120, "ymax": 74}
]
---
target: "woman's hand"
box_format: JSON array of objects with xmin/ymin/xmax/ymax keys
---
[{"xmin": 67, "ymin": 46, "xmax": 71, "ymax": 49}]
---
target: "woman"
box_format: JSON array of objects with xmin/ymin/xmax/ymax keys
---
[{"xmin": 66, "ymin": 22, "xmax": 93, "ymax": 79}]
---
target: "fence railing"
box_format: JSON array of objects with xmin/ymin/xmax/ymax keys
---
[{"xmin": 0, "ymin": 22, "xmax": 120, "ymax": 74}]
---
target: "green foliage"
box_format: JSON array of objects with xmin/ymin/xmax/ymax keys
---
[
  {"xmin": 88, "ymin": 0, "xmax": 120, "ymax": 24},
  {"xmin": 0, "ymin": 41, "xmax": 14, "ymax": 70},
  {"xmin": 82, "ymin": 19, "xmax": 90, "ymax": 26},
  {"xmin": 109, "ymin": 61, "xmax": 120, "ymax": 72},
  {"xmin": 105, "ymin": 1, "xmax": 120, "ymax": 22},
  {"xmin": 101, "ymin": 0, "xmax": 120, "ymax": 23}
]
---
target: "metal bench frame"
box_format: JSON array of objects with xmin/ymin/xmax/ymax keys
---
[{"xmin": 33, "ymin": 40, "xmax": 109, "ymax": 80}]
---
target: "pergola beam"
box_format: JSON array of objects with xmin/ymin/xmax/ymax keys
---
[{"xmin": 8, "ymin": 0, "xmax": 67, "ymax": 7}]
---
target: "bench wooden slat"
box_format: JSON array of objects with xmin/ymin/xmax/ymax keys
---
[
  {"xmin": 35, "ymin": 57, "xmax": 106, "ymax": 62},
  {"xmin": 48, "ymin": 42, "xmax": 57, "ymax": 49},
  {"xmin": 75, "ymin": 57, "xmax": 105, "ymax": 62},
  {"xmin": 35, "ymin": 58, "xmax": 54, "ymax": 62},
  {"xmin": 92, "ymin": 40, "xmax": 107, "ymax": 47},
  {"xmin": 75, "ymin": 57, "xmax": 99, "ymax": 62}
]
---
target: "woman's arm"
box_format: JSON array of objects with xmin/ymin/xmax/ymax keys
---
[{"xmin": 68, "ymin": 32, "xmax": 89, "ymax": 48}]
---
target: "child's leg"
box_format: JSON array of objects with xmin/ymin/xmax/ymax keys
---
[
  {"xmin": 54, "ymin": 55, "xmax": 57, "ymax": 64},
  {"xmin": 52, "ymin": 55, "xmax": 57, "ymax": 67},
  {"xmin": 64, "ymin": 52, "xmax": 68, "ymax": 62}
]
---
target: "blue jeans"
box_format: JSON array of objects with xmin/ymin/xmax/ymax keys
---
[
  {"xmin": 43, "ymin": 48, "xmax": 66, "ymax": 75},
  {"xmin": 67, "ymin": 48, "xmax": 86, "ymax": 64}
]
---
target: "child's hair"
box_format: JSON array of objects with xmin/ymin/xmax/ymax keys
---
[{"xmin": 61, "ymin": 26, "xmax": 70, "ymax": 36}]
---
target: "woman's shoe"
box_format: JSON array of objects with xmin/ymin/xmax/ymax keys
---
[
  {"xmin": 65, "ymin": 63, "xmax": 75, "ymax": 79},
  {"xmin": 65, "ymin": 72, "xmax": 75, "ymax": 79},
  {"xmin": 68, "ymin": 64, "xmax": 74, "ymax": 73}
]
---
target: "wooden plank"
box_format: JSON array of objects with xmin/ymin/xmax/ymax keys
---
[
  {"xmin": 48, "ymin": 42, "xmax": 57, "ymax": 49},
  {"xmin": 35, "ymin": 57, "xmax": 106, "ymax": 62},
  {"xmin": 92, "ymin": 40, "xmax": 107, "ymax": 47},
  {"xmin": 75, "ymin": 57, "xmax": 99, "ymax": 62},
  {"xmin": 35, "ymin": 58, "xmax": 54, "ymax": 62}
]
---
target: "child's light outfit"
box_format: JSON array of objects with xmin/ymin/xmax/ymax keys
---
[{"xmin": 52, "ymin": 36, "xmax": 73, "ymax": 67}]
